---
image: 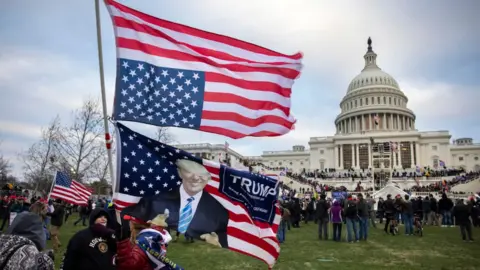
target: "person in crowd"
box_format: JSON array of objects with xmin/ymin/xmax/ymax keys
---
[
  {"xmin": 403, "ymin": 195, "xmax": 414, "ymax": 236},
  {"xmin": 0, "ymin": 195, "xmax": 13, "ymax": 230},
  {"xmin": 422, "ymin": 196, "xmax": 431, "ymax": 225},
  {"xmin": 366, "ymin": 194, "xmax": 377, "ymax": 228},
  {"xmin": 412, "ymin": 196, "xmax": 423, "ymax": 221},
  {"xmin": 439, "ymin": 193, "xmax": 454, "ymax": 227},
  {"xmin": 74, "ymin": 200, "xmax": 92, "ymax": 226},
  {"xmin": 116, "ymin": 200, "xmax": 180, "ymax": 270},
  {"xmin": 330, "ymin": 200, "xmax": 343, "ymax": 242},
  {"xmin": 376, "ymin": 197, "xmax": 384, "ymax": 224},
  {"xmin": 383, "ymin": 194, "xmax": 396, "ymax": 235},
  {"xmin": 29, "ymin": 200, "xmax": 49, "ymax": 240},
  {"xmin": 345, "ymin": 195, "xmax": 359, "ymax": 242},
  {"xmin": 357, "ymin": 193, "xmax": 369, "ymax": 241},
  {"xmin": 0, "ymin": 212, "xmax": 54, "ymax": 270},
  {"xmin": 48, "ymin": 199, "xmax": 66, "ymax": 252},
  {"xmin": 468, "ymin": 198, "xmax": 479, "ymax": 227},
  {"xmin": 45, "ymin": 200, "xmax": 54, "ymax": 229},
  {"xmin": 61, "ymin": 208, "xmax": 116, "ymax": 270},
  {"xmin": 291, "ymin": 198, "xmax": 301, "ymax": 228},
  {"xmin": 452, "ymin": 199, "xmax": 474, "ymax": 242},
  {"xmin": 276, "ymin": 199, "xmax": 289, "ymax": 243},
  {"xmin": 315, "ymin": 194, "xmax": 330, "ymax": 240},
  {"xmin": 428, "ymin": 194, "xmax": 439, "ymax": 226},
  {"xmin": 64, "ymin": 204, "xmax": 73, "ymax": 223}
]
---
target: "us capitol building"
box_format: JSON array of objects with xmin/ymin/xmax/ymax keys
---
[{"xmin": 176, "ymin": 38, "xmax": 480, "ymax": 177}]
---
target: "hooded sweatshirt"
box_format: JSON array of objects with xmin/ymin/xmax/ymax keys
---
[
  {"xmin": 0, "ymin": 212, "xmax": 54, "ymax": 270},
  {"xmin": 330, "ymin": 201, "xmax": 343, "ymax": 223},
  {"xmin": 60, "ymin": 208, "xmax": 116, "ymax": 270}
]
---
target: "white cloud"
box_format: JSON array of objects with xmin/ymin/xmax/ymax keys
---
[
  {"xmin": 401, "ymin": 80, "xmax": 479, "ymax": 119},
  {"xmin": 0, "ymin": 120, "xmax": 42, "ymax": 139},
  {"xmin": 1, "ymin": 0, "xmax": 479, "ymax": 178}
]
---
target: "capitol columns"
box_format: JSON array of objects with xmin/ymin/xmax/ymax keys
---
[
  {"xmin": 339, "ymin": 145, "xmax": 344, "ymax": 169},
  {"xmin": 415, "ymin": 142, "xmax": 420, "ymax": 166},
  {"xmin": 367, "ymin": 143, "xmax": 372, "ymax": 168},
  {"xmin": 356, "ymin": 144, "xmax": 360, "ymax": 169},
  {"xmin": 410, "ymin": 142, "xmax": 415, "ymax": 168},
  {"xmin": 351, "ymin": 144, "xmax": 355, "ymax": 168}
]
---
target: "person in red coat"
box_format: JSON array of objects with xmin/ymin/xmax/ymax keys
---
[{"xmin": 116, "ymin": 199, "xmax": 183, "ymax": 270}]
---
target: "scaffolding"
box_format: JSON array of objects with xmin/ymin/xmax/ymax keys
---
[{"xmin": 371, "ymin": 142, "xmax": 392, "ymax": 189}]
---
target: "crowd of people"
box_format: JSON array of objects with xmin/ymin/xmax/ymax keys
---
[{"xmin": 276, "ymin": 189, "xmax": 480, "ymax": 244}]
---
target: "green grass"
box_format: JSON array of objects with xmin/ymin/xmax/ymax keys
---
[{"xmin": 17, "ymin": 215, "xmax": 480, "ymax": 269}]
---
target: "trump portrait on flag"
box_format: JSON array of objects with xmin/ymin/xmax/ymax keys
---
[{"xmin": 139, "ymin": 159, "xmax": 229, "ymax": 247}]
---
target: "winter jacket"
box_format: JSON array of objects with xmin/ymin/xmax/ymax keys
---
[
  {"xmin": 403, "ymin": 200, "xmax": 414, "ymax": 215},
  {"xmin": 383, "ymin": 199, "xmax": 395, "ymax": 214},
  {"xmin": 452, "ymin": 203, "xmax": 471, "ymax": 225},
  {"xmin": 329, "ymin": 201, "xmax": 343, "ymax": 223},
  {"xmin": 61, "ymin": 209, "xmax": 116, "ymax": 270},
  {"xmin": 116, "ymin": 239, "xmax": 152, "ymax": 270},
  {"xmin": 315, "ymin": 199, "xmax": 330, "ymax": 220},
  {"xmin": 430, "ymin": 197, "xmax": 438, "ymax": 212},
  {"xmin": 438, "ymin": 194, "xmax": 454, "ymax": 212},
  {"xmin": 357, "ymin": 198, "xmax": 368, "ymax": 217},
  {"xmin": 422, "ymin": 199, "xmax": 431, "ymax": 212},
  {"xmin": 49, "ymin": 204, "xmax": 65, "ymax": 227},
  {"xmin": 345, "ymin": 200, "xmax": 358, "ymax": 219},
  {"xmin": 0, "ymin": 212, "xmax": 54, "ymax": 270}
]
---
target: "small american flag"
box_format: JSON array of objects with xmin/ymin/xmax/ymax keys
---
[
  {"xmin": 373, "ymin": 113, "xmax": 379, "ymax": 125},
  {"xmin": 105, "ymin": 0, "xmax": 302, "ymax": 139},
  {"xmin": 224, "ymin": 141, "xmax": 229, "ymax": 152},
  {"xmin": 50, "ymin": 171, "xmax": 92, "ymax": 206},
  {"xmin": 113, "ymin": 122, "xmax": 281, "ymax": 267}
]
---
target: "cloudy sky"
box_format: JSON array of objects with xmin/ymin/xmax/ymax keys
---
[{"xmin": 1, "ymin": 0, "xmax": 479, "ymax": 178}]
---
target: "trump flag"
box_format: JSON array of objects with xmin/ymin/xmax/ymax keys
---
[
  {"xmin": 105, "ymin": 0, "xmax": 302, "ymax": 139},
  {"xmin": 113, "ymin": 122, "xmax": 281, "ymax": 267}
]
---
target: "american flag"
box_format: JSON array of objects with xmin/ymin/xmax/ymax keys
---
[
  {"xmin": 50, "ymin": 171, "xmax": 92, "ymax": 206},
  {"xmin": 373, "ymin": 113, "xmax": 379, "ymax": 125},
  {"xmin": 224, "ymin": 141, "xmax": 229, "ymax": 152},
  {"xmin": 113, "ymin": 122, "xmax": 281, "ymax": 267},
  {"xmin": 105, "ymin": 0, "xmax": 302, "ymax": 139},
  {"xmin": 389, "ymin": 141, "xmax": 398, "ymax": 152}
]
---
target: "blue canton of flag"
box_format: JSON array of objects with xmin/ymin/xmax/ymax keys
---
[
  {"xmin": 113, "ymin": 59, "xmax": 206, "ymax": 129},
  {"xmin": 55, "ymin": 171, "xmax": 72, "ymax": 187},
  {"xmin": 115, "ymin": 122, "xmax": 201, "ymax": 204}
]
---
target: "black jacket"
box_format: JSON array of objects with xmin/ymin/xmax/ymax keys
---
[
  {"xmin": 438, "ymin": 195, "xmax": 454, "ymax": 212},
  {"xmin": 452, "ymin": 204, "xmax": 471, "ymax": 225},
  {"xmin": 430, "ymin": 197, "xmax": 438, "ymax": 212},
  {"xmin": 315, "ymin": 199, "xmax": 330, "ymax": 220},
  {"xmin": 60, "ymin": 209, "xmax": 116, "ymax": 270},
  {"xmin": 49, "ymin": 204, "xmax": 65, "ymax": 227},
  {"xmin": 383, "ymin": 199, "xmax": 395, "ymax": 214}
]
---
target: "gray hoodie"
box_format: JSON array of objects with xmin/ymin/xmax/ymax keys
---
[{"xmin": 0, "ymin": 212, "xmax": 54, "ymax": 270}]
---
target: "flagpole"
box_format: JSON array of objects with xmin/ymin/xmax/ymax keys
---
[
  {"xmin": 95, "ymin": 0, "xmax": 116, "ymax": 188},
  {"xmin": 46, "ymin": 172, "xmax": 57, "ymax": 201}
]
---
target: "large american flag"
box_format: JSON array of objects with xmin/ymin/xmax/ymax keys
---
[
  {"xmin": 50, "ymin": 171, "xmax": 92, "ymax": 206},
  {"xmin": 113, "ymin": 122, "xmax": 281, "ymax": 267},
  {"xmin": 105, "ymin": 0, "xmax": 302, "ymax": 139}
]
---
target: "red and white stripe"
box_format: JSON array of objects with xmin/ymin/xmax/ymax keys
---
[
  {"xmin": 105, "ymin": 0, "xmax": 302, "ymax": 139},
  {"xmin": 113, "ymin": 158, "xmax": 281, "ymax": 267},
  {"xmin": 50, "ymin": 180, "xmax": 92, "ymax": 206}
]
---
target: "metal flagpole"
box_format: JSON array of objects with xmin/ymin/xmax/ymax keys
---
[
  {"xmin": 94, "ymin": 0, "xmax": 115, "ymax": 188},
  {"xmin": 46, "ymin": 172, "xmax": 57, "ymax": 201}
]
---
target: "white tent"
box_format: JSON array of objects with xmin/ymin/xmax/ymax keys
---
[{"xmin": 372, "ymin": 183, "xmax": 408, "ymax": 199}]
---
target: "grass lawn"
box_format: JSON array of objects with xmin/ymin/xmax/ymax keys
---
[{"xmin": 39, "ymin": 214, "xmax": 480, "ymax": 270}]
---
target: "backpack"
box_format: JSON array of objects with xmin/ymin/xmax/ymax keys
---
[{"xmin": 345, "ymin": 201, "xmax": 357, "ymax": 217}]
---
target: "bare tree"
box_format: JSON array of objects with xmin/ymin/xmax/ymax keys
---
[
  {"xmin": 54, "ymin": 98, "xmax": 105, "ymax": 182},
  {"xmin": 90, "ymin": 124, "xmax": 116, "ymax": 183},
  {"xmin": 155, "ymin": 127, "xmax": 176, "ymax": 144},
  {"xmin": 19, "ymin": 116, "xmax": 61, "ymax": 192}
]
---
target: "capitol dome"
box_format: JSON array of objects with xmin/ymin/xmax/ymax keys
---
[{"xmin": 335, "ymin": 38, "xmax": 416, "ymax": 135}]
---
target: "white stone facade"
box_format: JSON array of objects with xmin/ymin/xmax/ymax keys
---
[{"xmin": 176, "ymin": 39, "xmax": 480, "ymax": 174}]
